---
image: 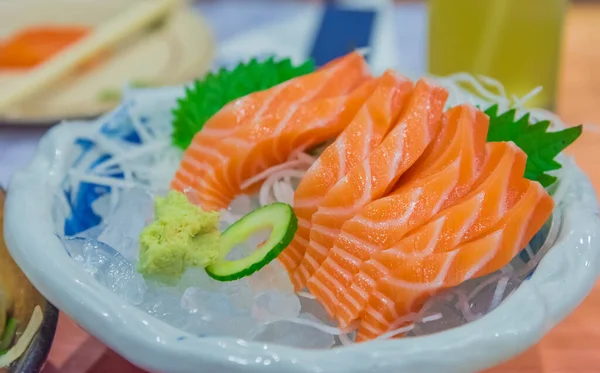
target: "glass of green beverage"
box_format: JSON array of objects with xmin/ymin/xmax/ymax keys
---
[{"xmin": 428, "ymin": 0, "xmax": 568, "ymax": 108}]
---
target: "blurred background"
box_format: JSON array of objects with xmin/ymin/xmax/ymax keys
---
[{"xmin": 1, "ymin": 0, "xmax": 599, "ymax": 372}]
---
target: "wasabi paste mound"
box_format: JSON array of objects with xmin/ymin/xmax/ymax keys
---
[{"xmin": 138, "ymin": 191, "xmax": 221, "ymax": 282}]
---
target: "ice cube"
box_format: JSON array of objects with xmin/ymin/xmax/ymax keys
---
[
  {"xmin": 90, "ymin": 193, "xmax": 112, "ymax": 221},
  {"xmin": 141, "ymin": 290, "xmax": 195, "ymax": 331},
  {"xmin": 96, "ymin": 187, "xmax": 153, "ymax": 261},
  {"xmin": 175, "ymin": 268, "xmax": 255, "ymax": 308},
  {"xmin": 248, "ymin": 260, "xmax": 294, "ymax": 295},
  {"xmin": 298, "ymin": 296, "xmax": 335, "ymax": 326},
  {"xmin": 181, "ymin": 288, "xmax": 236, "ymax": 320},
  {"xmin": 175, "ymin": 268, "xmax": 215, "ymax": 291},
  {"xmin": 74, "ymin": 224, "xmax": 107, "ymax": 241},
  {"xmin": 64, "ymin": 237, "xmax": 147, "ymax": 305},
  {"xmin": 219, "ymin": 314, "xmax": 263, "ymax": 339},
  {"xmin": 219, "ymin": 280, "xmax": 255, "ymax": 309},
  {"xmin": 254, "ymin": 313, "xmax": 335, "ymax": 349},
  {"xmin": 105, "ymin": 255, "xmax": 147, "ymax": 305},
  {"xmin": 252, "ymin": 291, "xmax": 301, "ymax": 322},
  {"xmin": 179, "ymin": 287, "xmax": 261, "ymax": 338}
]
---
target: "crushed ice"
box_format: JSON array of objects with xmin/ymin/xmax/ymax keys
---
[{"xmin": 61, "ymin": 188, "xmax": 334, "ymax": 348}]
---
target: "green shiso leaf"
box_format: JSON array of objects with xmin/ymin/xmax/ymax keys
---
[{"xmin": 485, "ymin": 104, "xmax": 583, "ymax": 187}]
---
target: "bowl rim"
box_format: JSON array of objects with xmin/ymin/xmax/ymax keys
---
[{"xmin": 4, "ymin": 119, "xmax": 600, "ymax": 373}]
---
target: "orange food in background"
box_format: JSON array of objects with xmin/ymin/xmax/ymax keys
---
[{"xmin": 0, "ymin": 25, "xmax": 91, "ymax": 69}]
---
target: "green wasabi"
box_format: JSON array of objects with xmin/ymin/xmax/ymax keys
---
[{"xmin": 137, "ymin": 191, "xmax": 221, "ymax": 282}]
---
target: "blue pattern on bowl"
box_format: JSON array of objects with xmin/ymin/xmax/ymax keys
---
[{"xmin": 62, "ymin": 104, "xmax": 144, "ymax": 236}]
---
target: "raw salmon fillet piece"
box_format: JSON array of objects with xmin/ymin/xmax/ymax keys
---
[
  {"xmin": 171, "ymin": 51, "xmax": 371, "ymax": 209},
  {"xmin": 278, "ymin": 70, "xmax": 414, "ymax": 277},
  {"xmin": 390, "ymin": 142, "xmax": 528, "ymax": 257},
  {"xmin": 197, "ymin": 79, "xmax": 379, "ymax": 209},
  {"xmin": 337, "ymin": 141, "xmax": 527, "ymax": 327},
  {"xmin": 292, "ymin": 79, "xmax": 449, "ymax": 291},
  {"xmin": 307, "ymin": 104, "xmax": 488, "ymax": 323},
  {"xmin": 356, "ymin": 178, "xmax": 553, "ymax": 341}
]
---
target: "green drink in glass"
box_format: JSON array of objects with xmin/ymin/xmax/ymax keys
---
[{"xmin": 428, "ymin": 0, "xmax": 568, "ymax": 108}]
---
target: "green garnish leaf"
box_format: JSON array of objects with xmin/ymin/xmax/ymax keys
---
[
  {"xmin": 485, "ymin": 104, "xmax": 583, "ymax": 187},
  {"xmin": 171, "ymin": 57, "xmax": 315, "ymax": 149}
]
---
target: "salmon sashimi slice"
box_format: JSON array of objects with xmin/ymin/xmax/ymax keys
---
[
  {"xmin": 355, "ymin": 180, "xmax": 554, "ymax": 341},
  {"xmin": 307, "ymin": 105, "xmax": 488, "ymax": 324},
  {"xmin": 278, "ymin": 71, "xmax": 414, "ymax": 276},
  {"xmin": 184, "ymin": 78, "xmax": 378, "ymax": 211},
  {"xmin": 171, "ymin": 51, "xmax": 370, "ymax": 207},
  {"xmin": 172, "ymin": 52, "xmax": 370, "ymax": 202},
  {"xmin": 397, "ymin": 104, "xmax": 488, "ymax": 189},
  {"xmin": 336, "ymin": 142, "xmax": 527, "ymax": 326},
  {"xmin": 236, "ymin": 78, "xmax": 387, "ymax": 194},
  {"xmin": 292, "ymin": 79, "xmax": 449, "ymax": 291},
  {"xmin": 202, "ymin": 78, "xmax": 380, "ymax": 207},
  {"xmin": 393, "ymin": 142, "xmax": 529, "ymax": 257},
  {"xmin": 191, "ymin": 51, "xmax": 368, "ymax": 149}
]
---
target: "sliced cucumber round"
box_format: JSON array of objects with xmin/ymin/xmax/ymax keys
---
[{"xmin": 205, "ymin": 202, "xmax": 298, "ymax": 281}]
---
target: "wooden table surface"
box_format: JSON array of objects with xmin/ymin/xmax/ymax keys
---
[
  {"xmin": 39, "ymin": 3, "xmax": 600, "ymax": 373},
  {"xmin": 486, "ymin": 3, "xmax": 600, "ymax": 373}
]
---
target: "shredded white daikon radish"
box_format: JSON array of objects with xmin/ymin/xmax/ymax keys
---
[
  {"xmin": 128, "ymin": 107, "xmax": 154, "ymax": 144},
  {"xmin": 455, "ymin": 288, "xmax": 481, "ymax": 322},
  {"xmin": 68, "ymin": 170, "xmax": 136, "ymax": 189},
  {"xmin": 489, "ymin": 276, "xmax": 511, "ymax": 311},
  {"xmin": 259, "ymin": 170, "xmax": 307, "ymax": 206},
  {"xmin": 466, "ymin": 272, "xmax": 506, "ymax": 301},
  {"xmin": 338, "ymin": 333, "xmax": 354, "ymax": 346},
  {"xmin": 477, "ymin": 75, "xmax": 507, "ymax": 98},
  {"xmin": 513, "ymin": 86, "xmax": 543, "ymax": 108},
  {"xmin": 434, "ymin": 73, "xmax": 568, "ymax": 131},
  {"xmin": 377, "ymin": 324, "xmax": 415, "ymax": 340},
  {"xmin": 93, "ymin": 140, "xmax": 170, "ymax": 174},
  {"xmin": 377, "ymin": 312, "xmax": 443, "ymax": 341},
  {"xmin": 240, "ymin": 157, "xmax": 313, "ymax": 190},
  {"xmin": 422, "ymin": 313, "xmax": 443, "ymax": 323}
]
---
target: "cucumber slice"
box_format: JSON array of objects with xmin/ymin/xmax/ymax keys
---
[{"xmin": 206, "ymin": 203, "xmax": 298, "ymax": 281}]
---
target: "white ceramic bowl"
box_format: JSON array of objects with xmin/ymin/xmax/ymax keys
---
[{"xmin": 4, "ymin": 89, "xmax": 600, "ymax": 373}]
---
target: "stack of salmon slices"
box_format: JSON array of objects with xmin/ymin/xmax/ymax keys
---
[{"xmin": 171, "ymin": 52, "xmax": 554, "ymax": 342}]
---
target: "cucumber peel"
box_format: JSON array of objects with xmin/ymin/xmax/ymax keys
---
[{"xmin": 206, "ymin": 203, "xmax": 298, "ymax": 281}]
